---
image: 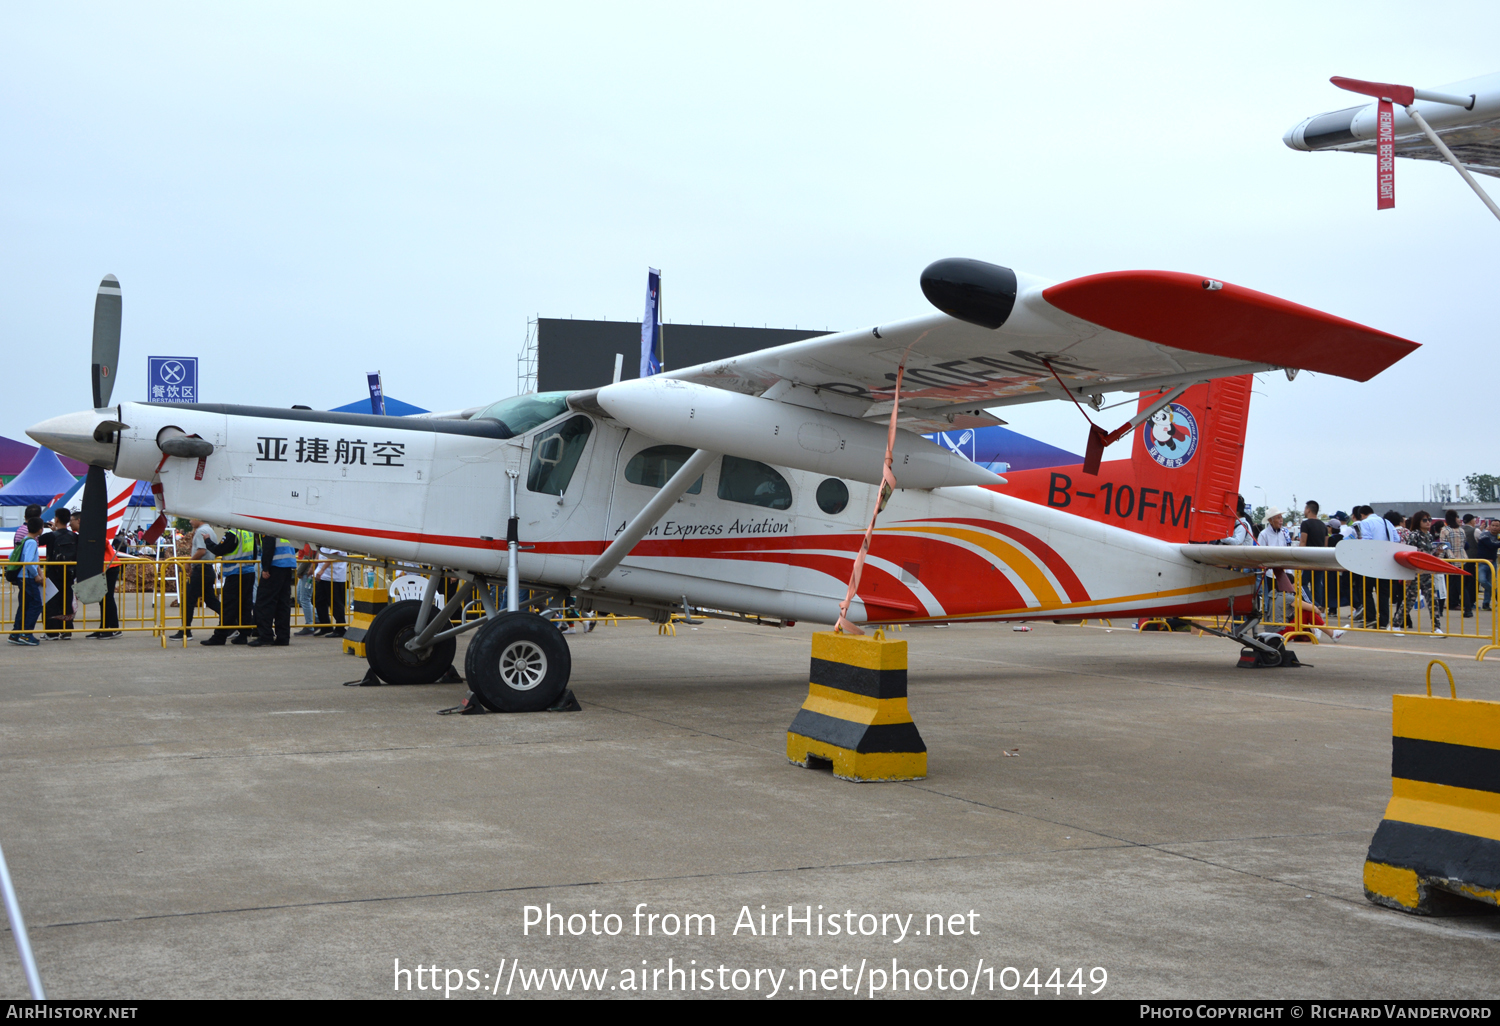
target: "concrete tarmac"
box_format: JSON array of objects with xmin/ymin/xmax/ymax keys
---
[{"xmin": 1, "ymin": 620, "xmax": 1497, "ymax": 999}]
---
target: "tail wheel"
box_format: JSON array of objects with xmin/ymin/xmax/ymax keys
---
[
  {"xmin": 364, "ymin": 599, "xmax": 457, "ymax": 685},
  {"xmin": 465, "ymin": 612, "xmax": 571, "ymax": 712},
  {"xmin": 1256, "ymin": 633, "xmax": 1286, "ymax": 667}
]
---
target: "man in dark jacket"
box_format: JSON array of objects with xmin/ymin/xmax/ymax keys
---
[
  {"xmin": 35, "ymin": 510, "xmax": 78, "ymax": 639},
  {"xmin": 201, "ymin": 528, "xmax": 257, "ymax": 645},
  {"xmin": 1461, "ymin": 514, "xmax": 1481, "ymax": 616},
  {"xmin": 248, "ymin": 535, "xmax": 296, "ymax": 647}
]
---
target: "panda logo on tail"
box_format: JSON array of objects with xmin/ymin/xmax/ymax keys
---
[{"xmin": 1142, "ymin": 403, "xmax": 1198, "ymax": 469}]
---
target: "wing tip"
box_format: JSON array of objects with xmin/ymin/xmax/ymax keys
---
[{"xmin": 1042, "ymin": 270, "xmax": 1417, "ymax": 380}]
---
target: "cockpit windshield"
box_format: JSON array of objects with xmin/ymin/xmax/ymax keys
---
[{"xmin": 471, "ymin": 392, "xmax": 572, "ymax": 438}]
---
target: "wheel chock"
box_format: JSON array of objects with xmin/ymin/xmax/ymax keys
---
[
  {"xmin": 787, "ymin": 631, "xmax": 926, "ymax": 782},
  {"xmin": 437, "ymin": 690, "xmax": 491, "ymax": 715},
  {"xmin": 1363, "ymin": 662, "xmax": 1500, "ymax": 914},
  {"xmin": 347, "ymin": 664, "xmax": 462, "ymax": 688},
  {"xmin": 342, "ymin": 668, "xmax": 383, "ymax": 687},
  {"xmin": 548, "ymin": 688, "xmax": 582, "ymax": 712}
]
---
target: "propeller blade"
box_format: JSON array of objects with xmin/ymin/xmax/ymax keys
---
[
  {"xmin": 91, "ymin": 274, "xmax": 122, "ymax": 409},
  {"xmin": 74, "ymin": 465, "xmax": 110, "ymax": 605}
]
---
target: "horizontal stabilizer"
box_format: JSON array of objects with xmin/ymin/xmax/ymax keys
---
[
  {"xmin": 1180, "ymin": 541, "xmax": 1461, "ymax": 582},
  {"xmin": 1179, "ymin": 544, "xmax": 1340, "ymax": 572}
]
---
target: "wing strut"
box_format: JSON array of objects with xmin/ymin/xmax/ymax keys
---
[{"xmin": 578, "ymin": 448, "xmax": 719, "ymax": 590}]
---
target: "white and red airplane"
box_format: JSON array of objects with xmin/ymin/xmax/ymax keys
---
[{"xmin": 31, "ymin": 260, "xmax": 1446, "ymax": 711}]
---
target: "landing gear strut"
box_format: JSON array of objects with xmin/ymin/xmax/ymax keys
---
[{"xmin": 1192, "ymin": 615, "xmax": 1305, "ymax": 669}]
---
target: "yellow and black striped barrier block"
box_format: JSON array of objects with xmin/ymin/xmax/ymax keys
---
[
  {"xmin": 342, "ymin": 586, "xmax": 388, "ymax": 658},
  {"xmin": 786, "ymin": 631, "xmax": 926, "ymax": 782},
  {"xmin": 1363, "ymin": 661, "xmax": 1500, "ymax": 914}
]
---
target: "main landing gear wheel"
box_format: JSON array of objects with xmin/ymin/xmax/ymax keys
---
[
  {"xmin": 364, "ymin": 599, "xmax": 458, "ymax": 685},
  {"xmin": 465, "ymin": 612, "xmax": 572, "ymax": 712}
]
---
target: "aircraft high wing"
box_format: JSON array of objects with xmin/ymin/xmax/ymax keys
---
[
  {"xmin": 29, "ymin": 260, "xmax": 1423, "ymax": 713},
  {"xmin": 1285, "ymin": 72, "xmax": 1500, "ymax": 177},
  {"xmin": 659, "ymin": 259, "xmax": 1414, "ymax": 423}
]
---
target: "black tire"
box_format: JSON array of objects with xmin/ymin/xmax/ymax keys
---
[
  {"xmin": 365, "ymin": 599, "xmax": 457, "ymax": 686},
  {"xmin": 465, "ymin": 612, "xmax": 571, "ymax": 712},
  {"xmin": 1255, "ymin": 632, "xmax": 1285, "ymax": 667}
]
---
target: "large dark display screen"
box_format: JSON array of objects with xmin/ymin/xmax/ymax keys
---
[{"xmin": 537, "ymin": 319, "xmax": 832, "ymax": 393}]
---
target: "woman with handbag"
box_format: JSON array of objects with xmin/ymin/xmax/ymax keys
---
[{"xmin": 1402, "ymin": 512, "xmax": 1443, "ymax": 634}]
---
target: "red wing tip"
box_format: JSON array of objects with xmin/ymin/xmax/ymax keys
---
[{"xmin": 1044, "ymin": 270, "xmax": 1418, "ymax": 347}]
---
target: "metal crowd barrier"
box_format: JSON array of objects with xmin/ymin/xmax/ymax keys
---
[
  {"xmin": 1, "ymin": 554, "xmax": 362, "ymax": 647},
  {"xmin": 1252, "ymin": 561, "xmax": 1499, "ymax": 660},
  {"xmin": 4, "ymin": 553, "xmax": 656, "ymax": 650},
  {"xmin": 1, "ymin": 558, "xmax": 165, "ymax": 642}
]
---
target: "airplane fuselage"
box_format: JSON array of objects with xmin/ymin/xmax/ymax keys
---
[{"xmin": 92, "ymin": 399, "xmax": 1254, "ymax": 626}]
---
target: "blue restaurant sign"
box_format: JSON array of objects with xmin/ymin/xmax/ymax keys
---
[{"xmin": 147, "ymin": 356, "xmax": 198, "ymax": 403}]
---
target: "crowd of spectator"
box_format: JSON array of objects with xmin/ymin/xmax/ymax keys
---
[
  {"xmin": 1228, "ymin": 496, "xmax": 1496, "ymax": 634},
  {"xmin": 7, "ymin": 510, "xmax": 348, "ymax": 646}
]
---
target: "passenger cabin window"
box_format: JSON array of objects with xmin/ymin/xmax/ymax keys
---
[
  {"xmin": 527, "ymin": 416, "xmax": 593, "ymax": 495},
  {"xmin": 816, "ymin": 478, "xmax": 849, "ymax": 515},
  {"xmin": 625, "ymin": 445, "xmax": 702, "ymax": 494},
  {"xmin": 718, "ymin": 456, "xmax": 792, "ymax": 510}
]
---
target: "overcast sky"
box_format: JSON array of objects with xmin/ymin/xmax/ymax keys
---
[{"xmin": 3, "ymin": 2, "xmax": 1496, "ymax": 510}]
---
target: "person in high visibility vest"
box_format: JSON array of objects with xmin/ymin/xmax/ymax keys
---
[
  {"xmin": 248, "ymin": 535, "xmax": 298, "ymax": 647},
  {"xmin": 201, "ymin": 527, "xmax": 257, "ymax": 646}
]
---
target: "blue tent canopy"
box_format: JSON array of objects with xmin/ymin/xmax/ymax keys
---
[
  {"xmin": 330, "ymin": 396, "xmax": 430, "ymax": 417},
  {"xmin": 0, "ymin": 448, "xmax": 82, "ymax": 506}
]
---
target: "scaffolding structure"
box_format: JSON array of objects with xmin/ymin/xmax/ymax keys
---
[{"xmin": 516, "ymin": 317, "xmax": 539, "ymax": 396}]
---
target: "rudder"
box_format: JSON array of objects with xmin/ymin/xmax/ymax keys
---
[{"xmin": 1187, "ymin": 375, "xmax": 1251, "ymax": 542}]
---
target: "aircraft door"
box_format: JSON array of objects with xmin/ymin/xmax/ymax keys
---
[{"xmin": 518, "ymin": 415, "xmax": 609, "ymax": 547}]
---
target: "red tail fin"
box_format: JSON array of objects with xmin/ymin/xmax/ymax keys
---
[{"xmin": 997, "ymin": 374, "xmax": 1253, "ymax": 542}]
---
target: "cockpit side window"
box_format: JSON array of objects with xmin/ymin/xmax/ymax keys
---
[
  {"xmin": 624, "ymin": 444, "xmax": 703, "ymax": 494},
  {"xmin": 527, "ymin": 416, "xmax": 593, "ymax": 496},
  {"xmin": 717, "ymin": 456, "xmax": 792, "ymax": 510},
  {"xmin": 474, "ymin": 392, "xmax": 572, "ymax": 438}
]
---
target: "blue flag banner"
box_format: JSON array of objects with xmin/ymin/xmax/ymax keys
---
[
  {"xmin": 640, "ymin": 268, "xmax": 662, "ymax": 378},
  {"xmin": 367, "ymin": 371, "xmax": 386, "ymax": 416}
]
